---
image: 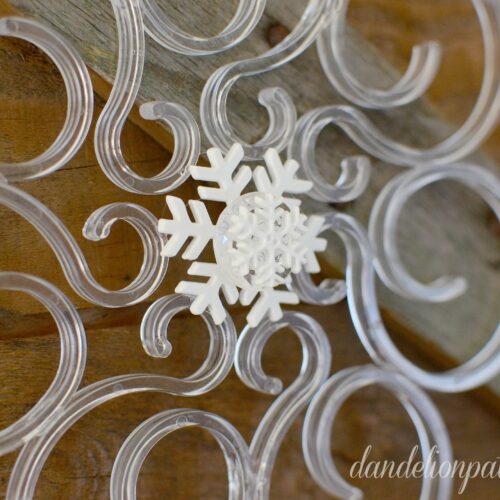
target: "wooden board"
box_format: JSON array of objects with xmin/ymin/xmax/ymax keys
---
[{"xmin": 8, "ymin": 0, "xmax": 500, "ymax": 395}]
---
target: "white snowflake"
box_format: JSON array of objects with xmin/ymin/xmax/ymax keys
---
[{"xmin": 158, "ymin": 143, "xmax": 327, "ymax": 327}]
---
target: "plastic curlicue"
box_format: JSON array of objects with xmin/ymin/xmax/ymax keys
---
[
  {"xmin": 94, "ymin": 0, "xmax": 201, "ymax": 195},
  {"xmin": 288, "ymin": 107, "xmax": 372, "ymax": 203},
  {"xmin": 317, "ymin": 0, "xmax": 442, "ymax": 109},
  {"xmin": 106, "ymin": 311, "xmax": 331, "ymax": 500},
  {"xmin": 323, "ymin": 208, "xmax": 500, "ymax": 393},
  {"xmin": 0, "ymin": 180, "xmax": 167, "ymax": 308},
  {"xmin": 0, "ymin": 273, "xmax": 86, "ymax": 456},
  {"xmin": 141, "ymin": 0, "xmax": 267, "ymax": 55},
  {"xmin": 200, "ymin": 0, "xmax": 342, "ymax": 160},
  {"xmin": 6, "ymin": 294, "xmax": 237, "ymax": 499},
  {"xmin": 368, "ymin": 163, "xmax": 500, "ymax": 303},
  {"xmin": 303, "ymin": 365, "xmax": 453, "ymax": 499},
  {"xmin": 0, "ymin": 17, "xmax": 93, "ymax": 182}
]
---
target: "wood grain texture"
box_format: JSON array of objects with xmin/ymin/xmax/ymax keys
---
[
  {"xmin": 8, "ymin": 0, "xmax": 499, "ymax": 395},
  {"xmin": 1, "ymin": 304, "xmax": 499, "ymax": 499}
]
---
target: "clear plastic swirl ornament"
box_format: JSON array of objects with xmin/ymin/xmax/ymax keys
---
[
  {"xmin": 303, "ymin": 365, "xmax": 453, "ymax": 500},
  {"xmin": 324, "ymin": 211, "xmax": 500, "ymax": 392},
  {"xmin": 369, "ymin": 163, "xmax": 500, "ymax": 303},
  {"xmin": 0, "ymin": 17, "xmax": 93, "ymax": 182},
  {"xmin": 0, "ymin": 273, "xmax": 86, "ymax": 456},
  {"xmin": 95, "ymin": 0, "xmax": 201, "ymax": 195},
  {"xmin": 288, "ymin": 108, "xmax": 372, "ymax": 203},
  {"xmin": 235, "ymin": 312, "xmax": 332, "ymax": 499},
  {"xmin": 141, "ymin": 0, "xmax": 267, "ymax": 55},
  {"xmin": 316, "ymin": 0, "xmax": 442, "ymax": 109},
  {"xmin": 200, "ymin": 0, "xmax": 340, "ymax": 160},
  {"xmin": 110, "ymin": 409, "xmax": 253, "ymax": 499},
  {"xmin": 290, "ymin": 0, "xmax": 500, "ymax": 168},
  {"xmin": 107, "ymin": 311, "xmax": 332, "ymax": 499},
  {"xmin": 0, "ymin": 180, "xmax": 167, "ymax": 307},
  {"xmin": 6, "ymin": 294, "xmax": 237, "ymax": 499}
]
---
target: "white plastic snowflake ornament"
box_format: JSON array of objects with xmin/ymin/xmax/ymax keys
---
[{"xmin": 158, "ymin": 143, "xmax": 327, "ymax": 327}]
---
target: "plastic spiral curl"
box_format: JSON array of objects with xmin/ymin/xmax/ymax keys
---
[
  {"xmin": 288, "ymin": 107, "xmax": 372, "ymax": 204},
  {"xmin": 0, "ymin": 181, "xmax": 167, "ymax": 308},
  {"xmin": 0, "ymin": 17, "xmax": 93, "ymax": 182},
  {"xmin": 0, "ymin": 273, "xmax": 86, "ymax": 457},
  {"xmin": 200, "ymin": 0, "xmax": 341, "ymax": 160},
  {"xmin": 294, "ymin": 0, "xmax": 500, "ymax": 168},
  {"xmin": 6, "ymin": 295, "xmax": 238, "ymax": 499},
  {"xmin": 95, "ymin": 0, "xmax": 201, "ymax": 195},
  {"xmin": 322, "ymin": 203, "xmax": 500, "ymax": 393},
  {"xmin": 106, "ymin": 311, "xmax": 331, "ymax": 500},
  {"xmin": 303, "ymin": 365, "xmax": 453, "ymax": 500},
  {"xmin": 317, "ymin": 0, "xmax": 442, "ymax": 109},
  {"xmin": 142, "ymin": 0, "xmax": 267, "ymax": 56}
]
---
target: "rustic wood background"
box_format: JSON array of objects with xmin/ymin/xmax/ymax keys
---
[{"xmin": 0, "ymin": 0, "xmax": 499, "ymax": 498}]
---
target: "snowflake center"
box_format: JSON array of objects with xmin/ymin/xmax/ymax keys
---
[{"xmin": 213, "ymin": 192, "xmax": 308, "ymax": 290}]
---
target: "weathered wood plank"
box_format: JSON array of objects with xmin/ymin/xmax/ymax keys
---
[
  {"xmin": 7, "ymin": 0, "xmax": 499, "ymax": 394},
  {"xmin": 1, "ymin": 304, "xmax": 499, "ymax": 499}
]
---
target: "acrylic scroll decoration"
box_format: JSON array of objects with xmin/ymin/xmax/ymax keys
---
[{"xmin": 0, "ymin": 0, "xmax": 499, "ymax": 499}]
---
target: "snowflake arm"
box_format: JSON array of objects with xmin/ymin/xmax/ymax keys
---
[
  {"xmin": 299, "ymin": 215, "xmax": 327, "ymax": 273},
  {"xmin": 176, "ymin": 263, "xmax": 239, "ymax": 324},
  {"xmin": 253, "ymin": 148, "xmax": 312, "ymax": 197},
  {"xmin": 158, "ymin": 196, "xmax": 215, "ymax": 259},
  {"xmin": 190, "ymin": 143, "xmax": 252, "ymax": 203},
  {"xmin": 240, "ymin": 287, "xmax": 300, "ymax": 327}
]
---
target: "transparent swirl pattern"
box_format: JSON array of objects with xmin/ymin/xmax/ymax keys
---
[
  {"xmin": 317, "ymin": 0, "xmax": 442, "ymax": 109},
  {"xmin": 95, "ymin": 0, "xmax": 201, "ymax": 195},
  {"xmin": 200, "ymin": 0, "xmax": 339, "ymax": 159},
  {"xmin": 0, "ymin": 17, "xmax": 93, "ymax": 182},
  {"xmin": 142, "ymin": 0, "xmax": 267, "ymax": 55},
  {"xmin": 1, "ymin": 0, "xmax": 499, "ymax": 499},
  {"xmin": 0, "ymin": 180, "xmax": 167, "ymax": 307}
]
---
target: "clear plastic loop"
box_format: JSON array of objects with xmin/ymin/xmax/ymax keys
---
[
  {"xmin": 141, "ymin": 0, "xmax": 266, "ymax": 55},
  {"xmin": 110, "ymin": 409, "xmax": 253, "ymax": 499},
  {"xmin": 296, "ymin": 0, "xmax": 500, "ymax": 169},
  {"xmin": 325, "ymin": 211, "xmax": 500, "ymax": 392},
  {"xmin": 137, "ymin": 102, "xmax": 201, "ymax": 193},
  {"xmin": 0, "ymin": 272, "xmax": 86, "ymax": 456},
  {"xmin": 289, "ymin": 268, "xmax": 347, "ymax": 306},
  {"xmin": 95, "ymin": 0, "xmax": 200, "ymax": 194},
  {"xmin": 288, "ymin": 108, "xmax": 371, "ymax": 202},
  {"xmin": 317, "ymin": 0, "xmax": 442, "ymax": 109},
  {"xmin": 6, "ymin": 298, "xmax": 237, "ymax": 499},
  {"xmin": 235, "ymin": 311, "xmax": 332, "ymax": 498},
  {"xmin": 200, "ymin": 0, "xmax": 339, "ymax": 160},
  {"xmin": 294, "ymin": 1, "xmax": 500, "ymax": 170},
  {"xmin": 0, "ymin": 180, "xmax": 167, "ymax": 307},
  {"xmin": 369, "ymin": 163, "xmax": 500, "ymax": 302},
  {"xmin": 0, "ymin": 17, "xmax": 93, "ymax": 182},
  {"xmin": 303, "ymin": 365, "xmax": 453, "ymax": 499}
]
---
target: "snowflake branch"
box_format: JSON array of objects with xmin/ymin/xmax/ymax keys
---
[
  {"xmin": 299, "ymin": 215, "xmax": 327, "ymax": 273},
  {"xmin": 241, "ymin": 287, "xmax": 299, "ymax": 327},
  {"xmin": 253, "ymin": 148, "xmax": 312, "ymax": 197},
  {"xmin": 190, "ymin": 143, "xmax": 252, "ymax": 203},
  {"xmin": 158, "ymin": 196, "xmax": 215, "ymax": 259},
  {"xmin": 176, "ymin": 263, "xmax": 239, "ymax": 324}
]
